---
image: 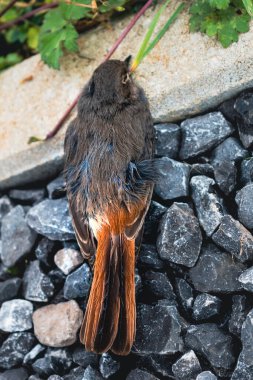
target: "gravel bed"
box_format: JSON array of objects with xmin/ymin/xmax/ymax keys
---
[{"xmin": 1, "ymin": 90, "xmax": 253, "ymax": 379}]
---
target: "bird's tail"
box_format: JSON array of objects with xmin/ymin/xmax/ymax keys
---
[{"xmin": 80, "ymin": 225, "xmax": 136, "ymax": 355}]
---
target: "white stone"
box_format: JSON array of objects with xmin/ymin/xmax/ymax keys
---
[
  {"xmin": 54, "ymin": 248, "xmax": 84, "ymax": 275},
  {"xmin": 0, "ymin": 299, "xmax": 33, "ymax": 332}
]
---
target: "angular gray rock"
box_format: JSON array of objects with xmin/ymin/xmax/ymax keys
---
[
  {"xmin": 235, "ymin": 184, "xmax": 253, "ymax": 229},
  {"xmin": 0, "ymin": 195, "xmax": 12, "ymax": 228},
  {"xmin": 23, "ymin": 344, "xmax": 46, "ymax": 365},
  {"xmin": 211, "ymin": 137, "xmax": 248, "ymax": 166},
  {"xmin": 154, "ymin": 158, "xmax": 190, "ymax": 200},
  {"xmin": 54, "ymin": 248, "xmax": 84, "ymax": 275},
  {"xmin": 32, "ymin": 348, "xmax": 72, "ymax": 377},
  {"xmin": 143, "ymin": 201, "xmax": 167, "ymax": 243},
  {"xmin": 189, "ymin": 244, "xmax": 245, "ymax": 293},
  {"xmin": 172, "ymin": 350, "xmax": 202, "ymax": 380},
  {"xmin": 133, "ymin": 302, "xmax": 184, "ymax": 355},
  {"xmin": 231, "ymin": 352, "xmax": 253, "ymax": 380},
  {"xmin": 63, "ymin": 263, "xmax": 91, "ymax": 299},
  {"xmin": 190, "ymin": 163, "xmax": 214, "ymax": 177},
  {"xmin": 234, "ymin": 91, "xmax": 253, "ymax": 148},
  {"xmin": 23, "ymin": 260, "xmax": 54, "ymax": 302},
  {"xmin": 143, "ymin": 271, "xmax": 176, "ymax": 301},
  {"xmin": 126, "ymin": 369, "xmax": 159, "ymax": 380},
  {"xmin": 185, "ymin": 324, "xmax": 236, "ymax": 373},
  {"xmin": 35, "ymin": 237, "xmax": 57, "ymax": 267},
  {"xmin": 0, "ymin": 368, "xmax": 29, "ymax": 380},
  {"xmin": 0, "ymin": 299, "xmax": 33, "ymax": 332},
  {"xmin": 154, "ymin": 123, "xmax": 180, "ymax": 158},
  {"xmin": 175, "ymin": 278, "xmax": 194, "ymax": 314},
  {"xmin": 0, "ymin": 332, "xmax": 35, "ymax": 369},
  {"xmin": 229, "ymin": 295, "xmax": 249, "ymax": 338},
  {"xmin": 138, "ymin": 244, "xmax": 165, "ymax": 271},
  {"xmin": 180, "ymin": 112, "xmax": 234, "ymax": 160},
  {"xmin": 0, "ymin": 277, "xmax": 22, "ymax": 302},
  {"xmin": 99, "ymin": 353, "xmax": 120, "ymax": 379},
  {"xmin": 231, "ymin": 308, "xmax": 253, "ymax": 379},
  {"xmin": 239, "ymin": 267, "xmax": 253, "ymax": 292},
  {"xmin": 212, "ymin": 215, "xmax": 253, "ymax": 263},
  {"xmin": 196, "ymin": 372, "xmax": 217, "ymax": 380},
  {"xmin": 26, "ymin": 198, "xmax": 75, "ymax": 241},
  {"xmin": 33, "ymin": 300, "xmax": 83, "ymax": 347},
  {"xmin": 82, "ymin": 366, "xmax": 103, "ymax": 380},
  {"xmin": 8, "ymin": 188, "xmax": 45, "ymax": 205},
  {"xmin": 72, "ymin": 346, "xmax": 98, "ymax": 368},
  {"xmin": 157, "ymin": 202, "xmax": 202, "ymax": 267},
  {"xmin": 241, "ymin": 158, "xmax": 253, "ymax": 185},
  {"xmin": 192, "ymin": 293, "xmax": 221, "ymax": 321},
  {"xmin": 47, "ymin": 175, "xmax": 66, "ymax": 199},
  {"xmin": 213, "ymin": 160, "xmax": 237, "ymax": 195},
  {"xmin": 190, "ymin": 176, "xmax": 225, "ymax": 236},
  {"xmin": 1, "ymin": 205, "xmax": 37, "ymax": 267}
]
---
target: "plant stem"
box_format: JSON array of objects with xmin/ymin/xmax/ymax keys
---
[
  {"xmin": 0, "ymin": 2, "xmax": 58, "ymax": 32},
  {"xmin": 45, "ymin": 0, "xmax": 154, "ymax": 140},
  {"xmin": 103, "ymin": 0, "xmax": 153, "ymax": 61},
  {"xmin": 0, "ymin": 0, "xmax": 18, "ymax": 18}
]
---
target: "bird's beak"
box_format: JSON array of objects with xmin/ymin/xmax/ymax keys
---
[{"xmin": 124, "ymin": 55, "xmax": 132, "ymax": 69}]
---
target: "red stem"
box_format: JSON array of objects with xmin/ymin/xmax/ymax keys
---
[
  {"xmin": 0, "ymin": 2, "xmax": 58, "ymax": 32},
  {"xmin": 0, "ymin": 0, "xmax": 19, "ymax": 18},
  {"xmin": 45, "ymin": 0, "xmax": 154, "ymax": 140}
]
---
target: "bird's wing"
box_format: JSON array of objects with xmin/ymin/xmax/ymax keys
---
[{"xmin": 68, "ymin": 194, "xmax": 96, "ymax": 261}]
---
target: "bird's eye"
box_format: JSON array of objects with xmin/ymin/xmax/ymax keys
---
[{"xmin": 122, "ymin": 73, "xmax": 130, "ymax": 85}]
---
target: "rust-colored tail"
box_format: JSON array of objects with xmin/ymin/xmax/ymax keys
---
[{"xmin": 80, "ymin": 225, "xmax": 136, "ymax": 355}]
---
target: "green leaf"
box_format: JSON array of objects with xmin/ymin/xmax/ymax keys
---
[
  {"xmin": 59, "ymin": 0, "xmax": 92, "ymax": 21},
  {"xmin": 206, "ymin": 21, "xmax": 218, "ymax": 36},
  {"xmin": 209, "ymin": 0, "xmax": 230, "ymax": 10},
  {"xmin": 39, "ymin": 30, "xmax": 65, "ymax": 69},
  {"xmin": 143, "ymin": 3, "xmax": 185, "ymax": 60},
  {"xmin": 0, "ymin": 8, "xmax": 19, "ymax": 22},
  {"xmin": 28, "ymin": 136, "xmax": 44, "ymax": 144},
  {"xmin": 99, "ymin": 0, "xmax": 127, "ymax": 13},
  {"xmin": 189, "ymin": 0, "xmax": 251, "ymax": 48},
  {"xmin": 40, "ymin": 8, "xmax": 66, "ymax": 33},
  {"xmin": 0, "ymin": 53, "xmax": 22, "ymax": 71},
  {"xmin": 242, "ymin": 0, "xmax": 253, "ymax": 16},
  {"xmin": 235, "ymin": 14, "xmax": 250, "ymax": 32},
  {"xmin": 27, "ymin": 26, "xmax": 39, "ymax": 50},
  {"xmin": 218, "ymin": 23, "xmax": 238, "ymax": 47},
  {"xmin": 5, "ymin": 26, "xmax": 27, "ymax": 44},
  {"xmin": 63, "ymin": 23, "xmax": 79, "ymax": 52},
  {"xmin": 132, "ymin": 0, "xmax": 171, "ymax": 70}
]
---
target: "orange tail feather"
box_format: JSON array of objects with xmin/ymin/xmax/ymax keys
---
[{"xmin": 80, "ymin": 226, "xmax": 136, "ymax": 355}]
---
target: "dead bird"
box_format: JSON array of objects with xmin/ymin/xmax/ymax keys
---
[{"xmin": 64, "ymin": 57, "xmax": 155, "ymax": 355}]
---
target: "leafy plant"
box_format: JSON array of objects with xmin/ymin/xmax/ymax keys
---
[
  {"xmin": 0, "ymin": 0, "xmax": 130, "ymax": 71},
  {"xmin": 189, "ymin": 0, "xmax": 252, "ymax": 48}
]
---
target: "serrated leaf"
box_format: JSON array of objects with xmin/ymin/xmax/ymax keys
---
[
  {"xmin": 39, "ymin": 30, "xmax": 65, "ymax": 69},
  {"xmin": 218, "ymin": 24, "xmax": 238, "ymax": 47},
  {"xmin": 209, "ymin": 0, "xmax": 230, "ymax": 10},
  {"xmin": 206, "ymin": 21, "xmax": 218, "ymax": 36},
  {"xmin": 63, "ymin": 24, "xmax": 79, "ymax": 51},
  {"xmin": 40, "ymin": 8, "xmax": 67, "ymax": 33},
  {"xmin": 235, "ymin": 15, "xmax": 250, "ymax": 32},
  {"xmin": 60, "ymin": 0, "xmax": 92, "ymax": 20}
]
